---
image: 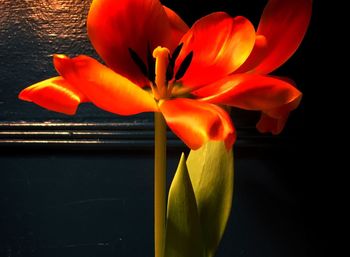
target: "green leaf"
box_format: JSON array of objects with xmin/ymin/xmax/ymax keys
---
[
  {"xmin": 164, "ymin": 153, "xmax": 204, "ymax": 257},
  {"xmin": 187, "ymin": 141, "xmax": 234, "ymax": 257}
]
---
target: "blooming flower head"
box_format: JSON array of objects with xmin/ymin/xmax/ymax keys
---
[{"xmin": 19, "ymin": 0, "xmax": 312, "ymax": 149}]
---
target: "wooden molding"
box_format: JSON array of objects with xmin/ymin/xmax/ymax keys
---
[{"xmin": 0, "ymin": 121, "xmax": 295, "ymax": 155}]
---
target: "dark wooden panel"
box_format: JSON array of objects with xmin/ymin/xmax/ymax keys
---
[{"xmin": 0, "ymin": 150, "xmax": 312, "ymax": 257}]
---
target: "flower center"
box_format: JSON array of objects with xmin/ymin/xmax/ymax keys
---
[{"xmin": 128, "ymin": 43, "xmax": 194, "ymax": 100}]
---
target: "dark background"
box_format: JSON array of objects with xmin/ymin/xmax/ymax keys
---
[{"xmin": 1, "ymin": 0, "xmax": 328, "ymax": 256}]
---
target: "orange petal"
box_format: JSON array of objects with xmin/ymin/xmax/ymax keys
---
[
  {"xmin": 18, "ymin": 76, "xmax": 86, "ymax": 115},
  {"xmin": 194, "ymin": 74, "xmax": 302, "ymax": 112},
  {"xmin": 175, "ymin": 12, "xmax": 255, "ymax": 87},
  {"xmin": 234, "ymin": 35, "xmax": 267, "ymax": 73},
  {"xmin": 159, "ymin": 98, "xmax": 236, "ymax": 150},
  {"xmin": 87, "ymin": 0, "xmax": 179, "ymax": 86},
  {"xmin": 54, "ymin": 54, "xmax": 158, "ymax": 115},
  {"xmin": 163, "ymin": 5, "xmax": 189, "ymax": 46},
  {"xmin": 244, "ymin": 0, "xmax": 312, "ymax": 74}
]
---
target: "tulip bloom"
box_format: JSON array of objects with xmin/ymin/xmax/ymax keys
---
[{"xmin": 19, "ymin": 0, "xmax": 312, "ymax": 149}]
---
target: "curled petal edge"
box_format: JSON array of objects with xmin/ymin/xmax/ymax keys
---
[
  {"xmin": 159, "ymin": 98, "xmax": 236, "ymax": 150},
  {"xmin": 19, "ymin": 76, "xmax": 87, "ymax": 115}
]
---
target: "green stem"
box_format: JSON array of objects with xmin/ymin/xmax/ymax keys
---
[{"xmin": 154, "ymin": 112, "xmax": 167, "ymax": 257}]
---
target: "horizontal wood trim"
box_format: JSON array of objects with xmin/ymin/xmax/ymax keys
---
[{"xmin": 0, "ymin": 121, "xmax": 293, "ymax": 154}]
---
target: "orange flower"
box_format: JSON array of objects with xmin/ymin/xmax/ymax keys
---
[{"xmin": 19, "ymin": 0, "xmax": 312, "ymax": 149}]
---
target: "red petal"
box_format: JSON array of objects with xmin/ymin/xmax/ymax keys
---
[
  {"xmin": 159, "ymin": 98, "xmax": 236, "ymax": 150},
  {"xmin": 163, "ymin": 5, "xmax": 189, "ymax": 45},
  {"xmin": 258, "ymin": 86, "xmax": 302, "ymax": 134},
  {"xmin": 175, "ymin": 12, "xmax": 255, "ymax": 87},
  {"xmin": 18, "ymin": 76, "xmax": 86, "ymax": 115},
  {"xmin": 241, "ymin": 0, "xmax": 312, "ymax": 74},
  {"xmin": 256, "ymin": 113, "xmax": 288, "ymax": 135},
  {"xmin": 54, "ymin": 54, "xmax": 158, "ymax": 115},
  {"xmin": 195, "ymin": 74, "xmax": 302, "ymax": 134},
  {"xmin": 194, "ymin": 74, "xmax": 301, "ymax": 112},
  {"xmin": 87, "ymin": 0, "xmax": 180, "ymax": 86},
  {"xmin": 256, "ymin": 95, "xmax": 301, "ymax": 135}
]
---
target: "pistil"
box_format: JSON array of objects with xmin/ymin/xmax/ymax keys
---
[{"xmin": 153, "ymin": 47, "xmax": 170, "ymax": 100}]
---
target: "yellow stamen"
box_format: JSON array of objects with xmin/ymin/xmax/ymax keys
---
[{"xmin": 153, "ymin": 47, "xmax": 170, "ymax": 100}]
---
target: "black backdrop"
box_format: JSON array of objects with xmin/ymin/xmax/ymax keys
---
[{"xmin": 1, "ymin": 1, "xmax": 328, "ymax": 256}]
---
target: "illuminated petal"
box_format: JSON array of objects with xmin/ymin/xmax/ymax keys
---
[
  {"xmin": 242, "ymin": 0, "xmax": 312, "ymax": 74},
  {"xmin": 87, "ymin": 0, "xmax": 179, "ymax": 86},
  {"xmin": 234, "ymin": 35, "xmax": 267, "ymax": 73},
  {"xmin": 159, "ymin": 98, "xmax": 236, "ymax": 150},
  {"xmin": 194, "ymin": 74, "xmax": 301, "ymax": 112},
  {"xmin": 18, "ymin": 76, "xmax": 86, "ymax": 115},
  {"xmin": 175, "ymin": 12, "xmax": 255, "ymax": 87},
  {"xmin": 54, "ymin": 54, "xmax": 158, "ymax": 115}
]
